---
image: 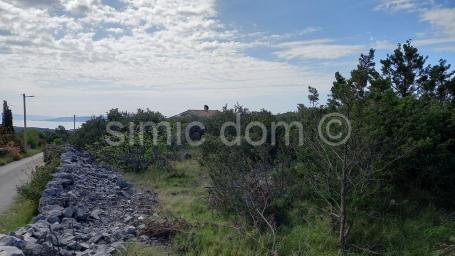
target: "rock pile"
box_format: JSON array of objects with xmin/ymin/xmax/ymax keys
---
[{"xmin": 0, "ymin": 147, "xmax": 157, "ymax": 255}]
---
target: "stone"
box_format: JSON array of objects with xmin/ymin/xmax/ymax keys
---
[
  {"xmin": 46, "ymin": 208, "xmax": 63, "ymax": 224},
  {"xmin": 0, "ymin": 147, "xmax": 158, "ymax": 255},
  {"xmin": 63, "ymin": 207, "xmax": 75, "ymax": 218},
  {"xmin": 60, "ymin": 234, "xmax": 75, "ymax": 247},
  {"xmin": 0, "ymin": 236, "xmax": 25, "ymax": 250},
  {"xmin": 50, "ymin": 223, "xmax": 64, "ymax": 232},
  {"xmin": 125, "ymin": 226, "xmax": 136, "ymax": 236},
  {"xmin": 89, "ymin": 209, "xmax": 103, "ymax": 220},
  {"xmin": 22, "ymin": 242, "xmax": 43, "ymax": 256},
  {"xmin": 31, "ymin": 215, "xmax": 45, "ymax": 224},
  {"xmin": 46, "ymin": 215, "xmax": 60, "ymax": 224},
  {"xmin": 67, "ymin": 190, "xmax": 78, "ymax": 201},
  {"xmin": 124, "ymin": 215, "xmax": 133, "ymax": 223},
  {"xmin": 0, "ymin": 246, "xmax": 24, "ymax": 256},
  {"xmin": 12, "ymin": 229, "xmax": 26, "ymax": 238},
  {"xmin": 75, "ymin": 207, "xmax": 88, "ymax": 222},
  {"xmin": 88, "ymin": 233, "xmax": 104, "ymax": 244},
  {"xmin": 40, "ymin": 205, "xmax": 64, "ymax": 213}
]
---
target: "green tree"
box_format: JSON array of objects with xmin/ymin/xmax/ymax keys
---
[
  {"xmin": 308, "ymin": 86, "xmax": 319, "ymax": 107},
  {"xmin": 70, "ymin": 116, "xmax": 107, "ymax": 149},
  {"xmin": 53, "ymin": 125, "xmax": 69, "ymax": 144},
  {"xmin": 420, "ymin": 59, "xmax": 455, "ymax": 100},
  {"xmin": 25, "ymin": 129, "xmax": 40, "ymax": 149},
  {"xmin": 350, "ymin": 49, "xmax": 379, "ymax": 98},
  {"xmin": 381, "ymin": 40, "xmax": 427, "ymax": 97}
]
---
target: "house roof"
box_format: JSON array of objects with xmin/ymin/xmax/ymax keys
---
[{"xmin": 172, "ymin": 109, "xmax": 220, "ymax": 119}]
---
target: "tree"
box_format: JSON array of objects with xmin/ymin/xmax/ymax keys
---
[
  {"xmin": 70, "ymin": 116, "xmax": 107, "ymax": 149},
  {"xmin": 381, "ymin": 40, "xmax": 427, "ymax": 97},
  {"xmin": 419, "ymin": 59, "xmax": 455, "ymax": 100},
  {"xmin": 350, "ymin": 49, "xmax": 379, "ymax": 98},
  {"xmin": 0, "ymin": 100, "xmax": 16, "ymax": 147},
  {"xmin": 302, "ymin": 49, "xmax": 420, "ymax": 253},
  {"xmin": 107, "ymin": 108, "xmax": 125, "ymax": 122},
  {"xmin": 308, "ymin": 86, "xmax": 319, "ymax": 107},
  {"xmin": 54, "ymin": 125, "xmax": 69, "ymax": 144},
  {"xmin": 25, "ymin": 128, "xmax": 40, "ymax": 149},
  {"xmin": 329, "ymin": 72, "xmax": 355, "ymax": 108},
  {"xmin": 2, "ymin": 100, "xmax": 14, "ymax": 134}
]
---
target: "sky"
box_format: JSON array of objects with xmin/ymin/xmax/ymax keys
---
[{"xmin": 0, "ymin": 0, "xmax": 454, "ymax": 117}]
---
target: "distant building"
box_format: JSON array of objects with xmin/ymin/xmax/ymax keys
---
[{"xmin": 172, "ymin": 105, "xmax": 220, "ymax": 119}]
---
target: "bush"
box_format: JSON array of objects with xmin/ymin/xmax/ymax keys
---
[
  {"xmin": 43, "ymin": 144, "xmax": 64, "ymax": 163},
  {"xmin": 201, "ymin": 134, "xmax": 278, "ymax": 232},
  {"xmin": 17, "ymin": 164, "xmax": 55, "ymax": 207},
  {"xmin": 70, "ymin": 116, "xmax": 107, "ymax": 149},
  {"xmin": 5, "ymin": 141, "xmax": 21, "ymax": 160},
  {"xmin": 25, "ymin": 128, "xmax": 40, "ymax": 149}
]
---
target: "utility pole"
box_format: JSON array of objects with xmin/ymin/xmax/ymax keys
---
[
  {"xmin": 73, "ymin": 114, "xmax": 76, "ymax": 131},
  {"xmin": 22, "ymin": 93, "xmax": 34, "ymax": 152}
]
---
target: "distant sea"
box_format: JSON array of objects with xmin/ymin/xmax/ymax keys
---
[{"xmin": 14, "ymin": 121, "xmax": 85, "ymax": 130}]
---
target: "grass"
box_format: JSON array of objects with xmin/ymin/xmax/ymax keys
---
[
  {"xmin": 0, "ymin": 154, "xmax": 15, "ymax": 166},
  {"xmin": 123, "ymin": 158, "xmax": 270, "ymax": 256},
  {"xmin": 3, "ymin": 145, "xmax": 450, "ymax": 256},
  {"xmin": 122, "ymin": 154, "xmax": 455, "ymax": 256},
  {"xmin": 116, "ymin": 241, "xmax": 170, "ymax": 256},
  {"xmin": 0, "ymin": 199, "xmax": 36, "ymax": 233},
  {"xmin": 2, "ymin": 145, "xmax": 452, "ymax": 255},
  {"xmin": 17, "ymin": 158, "xmax": 60, "ymax": 208},
  {"xmin": 350, "ymin": 208, "xmax": 455, "ymax": 256}
]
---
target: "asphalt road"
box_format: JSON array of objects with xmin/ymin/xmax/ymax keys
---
[{"xmin": 0, "ymin": 153, "xmax": 44, "ymax": 214}]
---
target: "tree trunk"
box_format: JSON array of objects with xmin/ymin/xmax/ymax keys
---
[
  {"xmin": 339, "ymin": 146, "xmax": 348, "ymax": 254},
  {"xmin": 339, "ymin": 173, "xmax": 347, "ymax": 254}
]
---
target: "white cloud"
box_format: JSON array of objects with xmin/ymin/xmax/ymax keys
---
[
  {"xmin": 105, "ymin": 27, "xmax": 123, "ymax": 34},
  {"xmin": 414, "ymin": 37, "xmax": 455, "ymax": 47},
  {"xmin": 371, "ymin": 40, "xmax": 396, "ymax": 50},
  {"xmin": 375, "ymin": 2, "xmax": 455, "ymax": 50},
  {"xmin": 6, "ymin": 0, "xmax": 61, "ymax": 9},
  {"xmin": 274, "ymin": 39, "xmax": 364, "ymax": 60},
  {"xmin": 421, "ymin": 8, "xmax": 455, "ymax": 38},
  {"xmin": 0, "ymin": 0, "xmax": 339, "ymax": 115},
  {"xmin": 374, "ymin": 0, "xmax": 419, "ymax": 12}
]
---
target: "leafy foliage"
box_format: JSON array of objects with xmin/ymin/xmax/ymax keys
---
[
  {"xmin": 70, "ymin": 116, "xmax": 107, "ymax": 149},
  {"xmin": 200, "ymin": 41, "xmax": 455, "ymax": 254},
  {"xmin": 71, "ymin": 41, "xmax": 455, "ymax": 255}
]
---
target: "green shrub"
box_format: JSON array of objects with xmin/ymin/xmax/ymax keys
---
[
  {"xmin": 25, "ymin": 128, "xmax": 40, "ymax": 149},
  {"xmin": 17, "ymin": 160, "xmax": 59, "ymax": 207},
  {"xmin": 43, "ymin": 144, "xmax": 64, "ymax": 163},
  {"xmin": 70, "ymin": 116, "xmax": 107, "ymax": 149}
]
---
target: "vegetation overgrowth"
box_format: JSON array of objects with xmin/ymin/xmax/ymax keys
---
[{"xmin": 72, "ymin": 41, "xmax": 455, "ymax": 255}]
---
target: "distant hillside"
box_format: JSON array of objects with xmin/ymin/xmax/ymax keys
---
[
  {"xmin": 11, "ymin": 114, "xmax": 53, "ymax": 121},
  {"xmin": 4, "ymin": 114, "xmax": 92, "ymax": 122},
  {"xmin": 44, "ymin": 116, "xmax": 92, "ymax": 122}
]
